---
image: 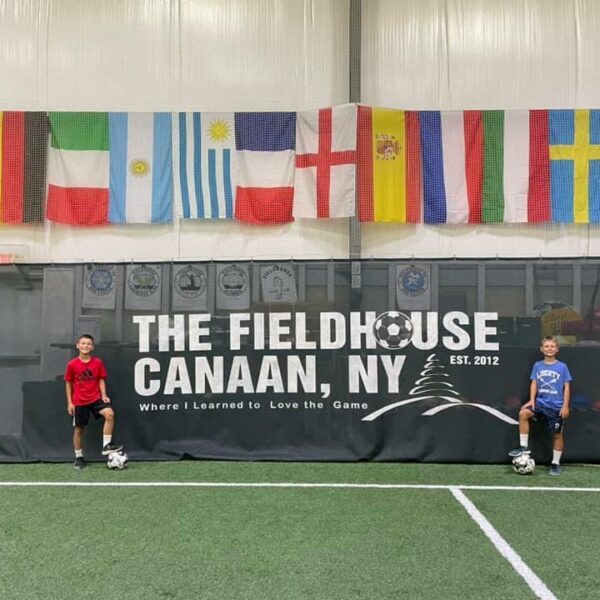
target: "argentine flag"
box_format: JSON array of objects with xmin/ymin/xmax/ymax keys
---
[{"xmin": 108, "ymin": 112, "xmax": 173, "ymax": 224}]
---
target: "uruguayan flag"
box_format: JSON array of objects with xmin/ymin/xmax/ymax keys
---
[{"xmin": 173, "ymin": 112, "xmax": 237, "ymax": 219}]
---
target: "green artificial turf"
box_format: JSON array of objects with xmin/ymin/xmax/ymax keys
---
[
  {"xmin": 467, "ymin": 490, "xmax": 600, "ymax": 600},
  {"xmin": 0, "ymin": 486, "xmax": 532, "ymax": 600},
  {"xmin": 0, "ymin": 462, "xmax": 598, "ymax": 599},
  {"xmin": 0, "ymin": 460, "xmax": 598, "ymax": 486}
]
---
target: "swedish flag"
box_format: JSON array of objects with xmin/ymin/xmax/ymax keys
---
[{"xmin": 550, "ymin": 109, "xmax": 600, "ymax": 223}]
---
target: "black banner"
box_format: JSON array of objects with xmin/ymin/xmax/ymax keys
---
[
  {"xmin": 2, "ymin": 260, "xmax": 599, "ymax": 462},
  {"xmin": 18, "ymin": 307, "xmax": 600, "ymax": 463}
]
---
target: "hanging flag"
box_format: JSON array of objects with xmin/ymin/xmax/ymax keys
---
[
  {"xmin": 172, "ymin": 264, "xmax": 208, "ymax": 311},
  {"xmin": 234, "ymin": 112, "xmax": 296, "ymax": 224},
  {"xmin": 420, "ymin": 110, "xmax": 550, "ymax": 224},
  {"xmin": 0, "ymin": 112, "xmax": 48, "ymax": 224},
  {"xmin": 260, "ymin": 264, "xmax": 298, "ymax": 303},
  {"xmin": 108, "ymin": 112, "xmax": 172, "ymax": 224},
  {"xmin": 396, "ymin": 264, "xmax": 431, "ymax": 311},
  {"xmin": 125, "ymin": 264, "xmax": 162, "ymax": 310},
  {"xmin": 549, "ymin": 109, "xmax": 600, "ymax": 224},
  {"xmin": 46, "ymin": 112, "xmax": 110, "ymax": 225},
  {"xmin": 216, "ymin": 263, "xmax": 250, "ymax": 310},
  {"xmin": 357, "ymin": 106, "xmax": 421, "ymax": 223},
  {"xmin": 293, "ymin": 104, "xmax": 357, "ymax": 218},
  {"xmin": 173, "ymin": 112, "xmax": 236, "ymax": 219},
  {"xmin": 82, "ymin": 264, "xmax": 117, "ymax": 309}
]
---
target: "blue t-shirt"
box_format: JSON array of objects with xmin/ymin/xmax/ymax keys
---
[{"xmin": 530, "ymin": 360, "xmax": 572, "ymax": 410}]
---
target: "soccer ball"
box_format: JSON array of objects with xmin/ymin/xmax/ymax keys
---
[
  {"xmin": 373, "ymin": 311, "xmax": 413, "ymax": 349},
  {"xmin": 107, "ymin": 450, "xmax": 128, "ymax": 470},
  {"xmin": 512, "ymin": 454, "xmax": 535, "ymax": 475}
]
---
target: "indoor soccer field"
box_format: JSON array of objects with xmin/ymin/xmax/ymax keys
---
[
  {"xmin": 1, "ymin": 461, "xmax": 598, "ymax": 600},
  {"xmin": 4, "ymin": 2, "xmax": 600, "ymax": 599}
]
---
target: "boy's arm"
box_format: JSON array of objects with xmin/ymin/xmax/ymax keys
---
[
  {"xmin": 524, "ymin": 380, "xmax": 536, "ymax": 408},
  {"xmin": 99, "ymin": 378, "xmax": 110, "ymax": 403},
  {"xmin": 560, "ymin": 382, "xmax": 571, "ymax": 419},
  {"xmin": 66, "ymin": 381, "xmax": 74, "ymax": 415}
]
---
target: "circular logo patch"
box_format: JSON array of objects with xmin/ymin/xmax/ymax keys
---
[
  {"xmin": 128, "ymin": 265, "xmax": 159, "ymax": 297},
  {"xmin": 174, "ymin": 265, "xmax": 207, "ymax": 299},
  {"xmin": 85, "ymin": 265, "xmax": 116, "ymax": 296},
  {"xmin": 398, "ymin": 265, "xmax": 429, "ymax": 297},
  {"xmin": 218, "ymin": 265, "xmax": 248, "ymax": 297}
]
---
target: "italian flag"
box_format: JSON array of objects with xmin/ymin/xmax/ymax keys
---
[
  {"xmin": 420, "ymin": 110, "xmax": 551, "ymax": 224},
  {"xmin": 46, "ymin": 112, "xmax": 110, "ymax": 225},
  {"xmin": 0, "ymin": 112, "xmax": 48, "ymax": 224}
]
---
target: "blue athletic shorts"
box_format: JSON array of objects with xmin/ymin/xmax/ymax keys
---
[{"xmin": 527, "ymin": 404, "xmax": 563, "ymax": 433}]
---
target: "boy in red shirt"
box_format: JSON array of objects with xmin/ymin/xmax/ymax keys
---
[{"xmin": 65, "ymin": 334, "xmax": 122, "ymax": 469}]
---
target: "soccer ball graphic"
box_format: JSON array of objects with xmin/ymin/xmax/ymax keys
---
[
  {"xmin": 373, "ymin": 311, "xmax": 413, "ymax": 349},
  {"xmin": 512, "ymin": 454, "xmax": 535, "ymax": 475},
  {"xmin": 107, "ymin": 451, "xmax": 129, "ymax": 470}
]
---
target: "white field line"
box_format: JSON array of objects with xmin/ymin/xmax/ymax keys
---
[
  {"xmin": 451, "ymin": 487, "xmax": 558, "ymax": 600},
  {"xmin": 0, "ymin": 481, "xmax": 599, "ymax": 491}
]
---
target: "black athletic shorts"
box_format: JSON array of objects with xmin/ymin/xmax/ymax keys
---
[{"xmin": 73, "ymin": 399, "xmax": 112, "ymax": 428}]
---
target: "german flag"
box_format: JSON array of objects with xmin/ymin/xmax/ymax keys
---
[{"xmin": 0, "ymin": 111, "xmax": 49, "ymax": 224}]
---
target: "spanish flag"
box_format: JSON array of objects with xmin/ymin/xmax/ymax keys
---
[{"xmin": 357, "ymin": 106, "xmax": 421, "ymax": 223}]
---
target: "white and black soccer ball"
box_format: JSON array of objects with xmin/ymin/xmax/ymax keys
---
[
  {"xmin": 512, "ymin": 454, "xmax": 535, "ymax": 475},
  {"xmin": 107, "ymin": 450, "xmax": 129, "ymax": 470},
  {"xmin": 373, "ymin": 311, "xmax": 413, "ymax": 349}
]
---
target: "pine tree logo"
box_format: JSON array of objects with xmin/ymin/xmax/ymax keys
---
[{"xmin": 362, "ymin": 353, "xmax": 517, "ymax": 425}]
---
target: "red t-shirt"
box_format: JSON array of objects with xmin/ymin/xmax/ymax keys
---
[{"xmin": 64, "ymin": 356, "xmax": 108, "ymax": 406}]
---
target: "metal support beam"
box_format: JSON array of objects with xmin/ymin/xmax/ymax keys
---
[{"xmin": 349, "ymin": 0, "xmax": 362, "ymax": 296}]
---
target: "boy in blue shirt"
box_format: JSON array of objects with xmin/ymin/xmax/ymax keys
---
[{"xmin": 508, "ymin": 336, "xmax": 572, "ymax": 475}]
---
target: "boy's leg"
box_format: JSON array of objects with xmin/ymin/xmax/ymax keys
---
[
  {"xmin": 549, "ymin": 431, "xmax": 564, "ymax": 476},
  {"xmin": 519, "ymin": 407, "xmax": 534, "ymax": 435},
  {"xmin": 99, "ymin": 407, "xmax": 115, "ymax": 436},
  {"xmin": 553, "ymin": 431, "xmax": 564, "ymax": 452},
  {"xmin": 99, "ymin": 407, "xmax": 123, "ymax": 455},
  {"xmin": 73, "ymin": 426, "xmax": 84, "ymax": 453},
  {"xmin": 73, "ymin": 426, "xmax": 86, "ymax": 470},
  {"xmin": 508, "ymin": 407, "xmax": 535, "ymax": 456}
]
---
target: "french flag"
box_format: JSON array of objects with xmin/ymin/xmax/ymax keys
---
[{"xmin": 234, "ymin": 112, "xmax": 296, "ymax": 224}]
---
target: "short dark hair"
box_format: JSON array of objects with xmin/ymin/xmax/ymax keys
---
[
  {"xmin": 540, "ymin": 335, "xmax": 557, "ymax": 345},
  {"xmin": 78, "ymin": 334, "xmax": 95, "ymax": 343}
]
